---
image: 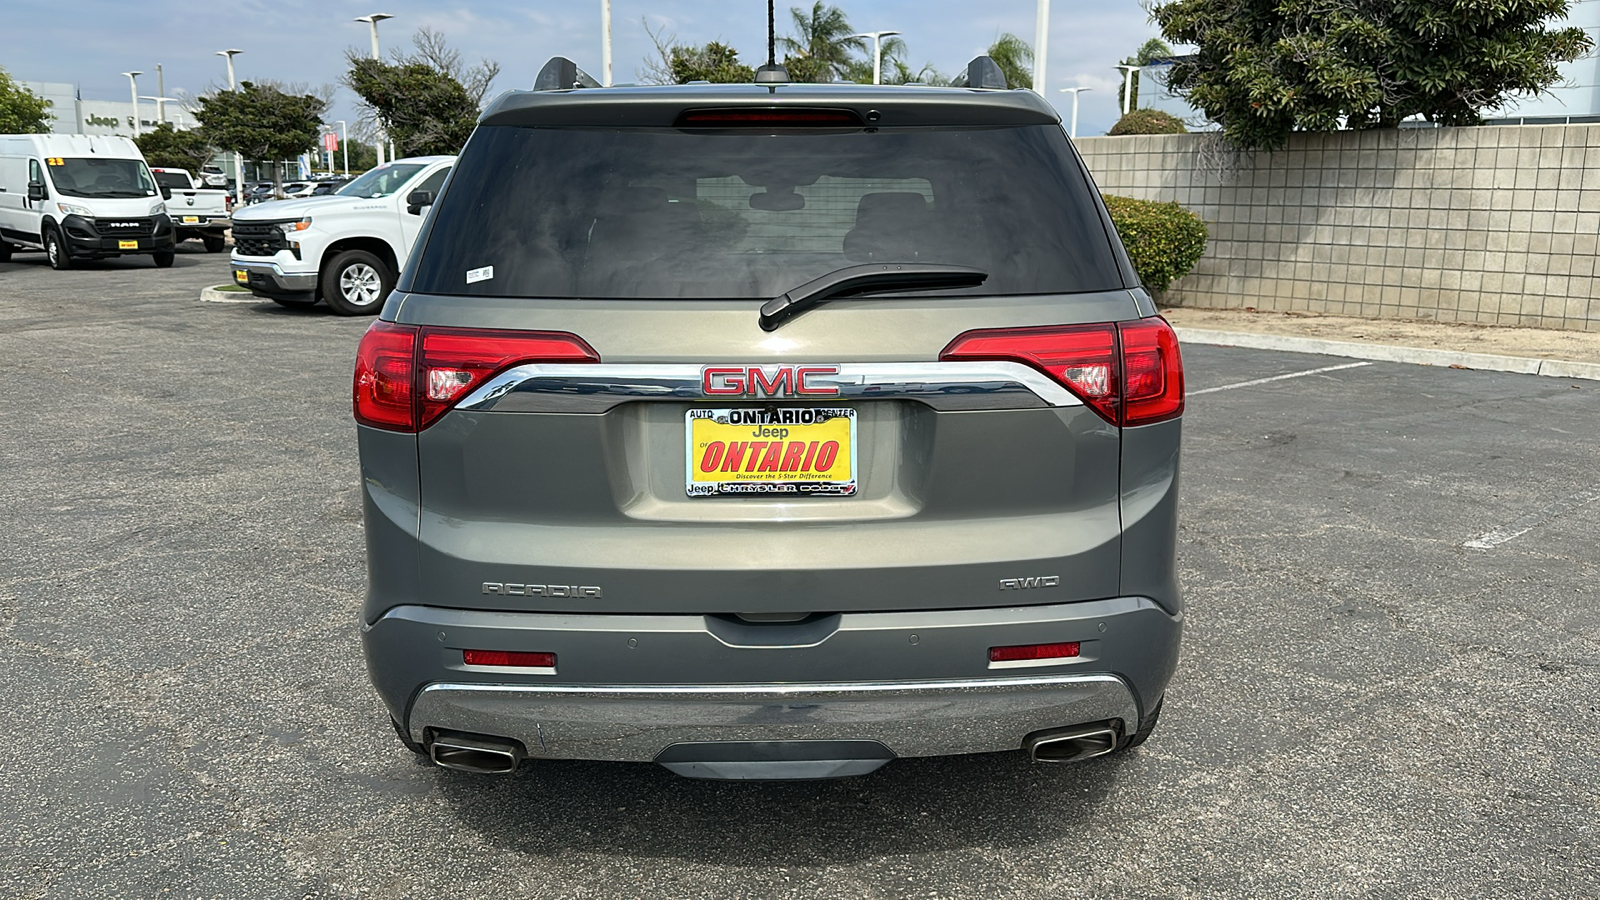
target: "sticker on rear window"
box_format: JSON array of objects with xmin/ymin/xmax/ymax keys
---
[{"xmin": 466, "ymin": 265, "xmax": 494, "ymax": 284}]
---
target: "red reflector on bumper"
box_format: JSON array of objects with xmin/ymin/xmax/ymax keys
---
[
  {"xmin": 988, "ymin": 642, "xmax": 1080, "ymax": 662},
  {"xmin": 463, "ymin": 650, "xmax": 556, "ymax": 668}
]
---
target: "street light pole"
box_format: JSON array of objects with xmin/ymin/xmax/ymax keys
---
[
  {"xmin": 121, "ymin": 72, "xmax": 143, "ymax": 136},
  {"xmin": 338, "ymin": 120, "xmax": 348, "ymax": 175},
  {"xmin": 217, "ymin": 50, "xmax": 244, "ymax": 198},
  {"xmin": 601, "ymin": 0, "xmax": 612, "ymax": 87},
  {"xmin": 356, "ymin": 13, "xmax": 394, "ymax": 165},
  {"xmin": 1033, "ymin": 0, "xmax": 1050, "ymax": 94},
  {"xmin": 849, "ymin": 31, "xmax": 900, "ymax": 85},
  {"xmin": 1058, "ymin": 87, "xmax": 1091, "ymax": 139},
  {"xmin": 1116, "ymin": 65, "xmax": 1139, "ymax": 116}
]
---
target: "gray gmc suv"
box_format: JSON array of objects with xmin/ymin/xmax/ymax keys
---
[{"xmin": 355, "ymin": 57, "xmax": 1185, "ymax": 780}]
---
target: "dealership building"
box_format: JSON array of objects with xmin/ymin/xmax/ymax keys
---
[{"xmin": 20, "ymin": 81, "xmax": 200, "ymax": 137}]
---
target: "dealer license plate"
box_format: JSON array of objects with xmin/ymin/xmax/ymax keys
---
[
  {"xmin": 234, "ymin": 269, "xmax": 248, "ymax": 284},
  {"xmin": 118, "ymin": 240, "xmax": 138, "ymax": 250},
  {"xmin": 687, "ymin": 407, "xmax": 856, "ymax": 497},
  {"xmin": 182, "ymin": 216, "xmax": 200, "ymax": 224}
]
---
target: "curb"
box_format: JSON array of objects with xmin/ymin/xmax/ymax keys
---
[
  {"xmin": 200, "ymin": 285, "xmax": 259, "ymax": 304},
  {"xmin": 1174, "ymin": 328, "xmax": 1600, "ymax": 383}
]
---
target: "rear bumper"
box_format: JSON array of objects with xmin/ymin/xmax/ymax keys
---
[
  {"xmin": 411, "ymin": 674, "xmax": 1138, "ymax": 761},
  {"xmin": 365, "ymin": 597, "xmax": 1182, "ymax": 762}
]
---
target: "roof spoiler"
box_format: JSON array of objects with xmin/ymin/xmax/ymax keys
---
[
  {"xmin": 534, "ymin": 57, "xmax": 602, "ymax": 91},
  {"xmin": 950, "ymin": 56, "xmax": 1010, "ymax": 90}
]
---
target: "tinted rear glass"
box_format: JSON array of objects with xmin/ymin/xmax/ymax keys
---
[{"xmin": 410, "ymin": 124, "xmax": 1123, "ymax": 299}]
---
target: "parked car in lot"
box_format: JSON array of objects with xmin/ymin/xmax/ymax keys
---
[
  {"xmin": 149, "ymin": 167, "xmax": 231, "ymax": 252},
  {"xmin": 280, "ymin": 182, "xmax": 317, "ymax": 199},
  {"xmin": 231, "ymin": 156, "xmax": 453, "ymax": 314},
  {"xmin": 354, "ymin": 58, "xmax": 1185, "ymax": 780},
  {"xmin": 0, "ymin": 133, "xmax": 175, "ymax": 268}
]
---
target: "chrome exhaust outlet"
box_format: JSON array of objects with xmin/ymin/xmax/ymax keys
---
[
  {"xmin": 1024, "ymin": 724, "xmax": 1120, "ymax": 763},
  {"xmin": 428, "ymin": 731, "xmax": 525, "ymax": 775}
]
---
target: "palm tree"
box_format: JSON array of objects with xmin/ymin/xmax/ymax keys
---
[
  {"xmin": 985, "ymin": 33, "xmax": 1034, "ymax": 90},
  {"xmin": 778, "ymin": 3, "xmax": 867, "ymax": 83}
]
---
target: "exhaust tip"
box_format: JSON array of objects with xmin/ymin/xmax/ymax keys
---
[
  {"xmin": 1023, "ymin": 723, "xmax": 1121, "ymax": 763},
  {"xmin": 428, "ymin": 730, "xmax": 525, "ymax": 775}
]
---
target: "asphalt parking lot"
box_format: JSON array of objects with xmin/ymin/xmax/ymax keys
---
[{"xmin": 2, "ymin": 248, "xmax": 1597, "ymax": 899}]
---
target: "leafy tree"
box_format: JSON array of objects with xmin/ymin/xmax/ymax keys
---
[
  {"xmin": 1109, "ymin": 108, "xmax": 1188, "ymax": 135},
  {"xmin": 641, "ymin": 23, "xmax": 759, "ymax": 84},
  {"xmin": 672, "ymin": 42, "xmax": 757, "ymax": 83},
  {"xmin": 985, "ymin": 34, "xmax": 1033, "ymax": 90},
  {"xmin": 1154, "ymin": 0, "xmax": 1593, "ymax": 149},
  {"xmin": 135, "ymin": 123, "xmax": 215, "ymax": 175},
  {"xmin": 195, "ymin": 82, "xmax": 327, "ymax": 195},
  {"xmin": 344, "ymin": 28, "xmax": 500, "ymax": 157},
  {"xmin": 0, "ymin": 68, "xmax": 52, "ymax": 133},
  {"xmin": 779, "ymin": 3, "xmax": 867, "ymax": 83},
  {"xmin": 1119, "ymin": 38, "xmax": 1173, "ymax": 110}
]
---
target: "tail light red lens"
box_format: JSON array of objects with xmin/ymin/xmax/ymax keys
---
[
  {"xmin": 989, "ymin": 642, "xmax": 1081, "ymax": 662},
  {"xmin": 1119, "ymin": 318, "xmax": 1185, "ymax": 425},
  {"xmin": 353, "ymin": 323, "xmax": 599, "ymax": 432},
  {"xmin": 463, "ymin": 650, "xmax": 556, "ymax": 668},
  {"xmin": 353, "ymin": 322, "xmax": 418, "ymax": 431},
  {"xmin": 939, "ymin": 317, "xmax": 1184, "ymax": 427},
  {"xmin": 674, "ymin": 108, "xmax": 865, "ymax": 127},
  {"xmin": 417, "ymin": 327, "xmax": 599, "ymax": 429}
]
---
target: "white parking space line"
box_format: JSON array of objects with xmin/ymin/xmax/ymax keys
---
[
  {"xmin": 1190, "ymin": 361, "xmax": 1374, "ymax": 396},
  {"xmin": 1464, "ymin": 488, "xmax": 1600, "ymax": 550}
]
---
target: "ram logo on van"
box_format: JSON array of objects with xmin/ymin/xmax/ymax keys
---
[{"xmin": 999, "ymin": 575, "xmax": 1060, "ymax": 590}]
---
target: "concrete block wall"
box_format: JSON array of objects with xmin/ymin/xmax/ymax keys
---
[{"xmin": 1076, "ymin": 126, "xmax": 1600, "ymax": 332}]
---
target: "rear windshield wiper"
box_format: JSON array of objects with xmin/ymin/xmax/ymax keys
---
[{"xmin": 759, "ymin": 264, "xmax": 988, "ymax": 332}]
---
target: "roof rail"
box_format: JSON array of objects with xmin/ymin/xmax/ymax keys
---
[
  {"xmin": 950, "ymin": 56, "xmax": 1009, "ymax": 90},
  {"xmin": 534, "ymin": 57, "xmax": 602, "ymax": 91}
]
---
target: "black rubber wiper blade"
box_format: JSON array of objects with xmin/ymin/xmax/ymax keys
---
[{"xmin": 759, "ymin": 263, "xmax": 988, "ymax": 332}]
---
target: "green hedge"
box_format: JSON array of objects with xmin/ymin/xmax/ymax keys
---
[
  {"xmin": 1102, "ymin": 195, "xmax": 1208, "ymax": 293},
  {"xmin": 1108, "ymin": 109, "xmax": 1188, "ymax": 136}
]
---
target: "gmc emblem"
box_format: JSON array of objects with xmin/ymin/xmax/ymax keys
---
[{"xmin": 701, "ymin": 365, "xmax": 840, "ymax": 398}]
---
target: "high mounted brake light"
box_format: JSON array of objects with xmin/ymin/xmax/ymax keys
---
[
  {"xmin": 939, "ymin": 317, "xmax": 1184, "ymax": 426},
  {"xmin": 354, "ymin": 323, "xmax": 599, "ymax": 432},
  {"xmin": 673, "ymin": 108, "xmax": 865, "ymax": 128}
]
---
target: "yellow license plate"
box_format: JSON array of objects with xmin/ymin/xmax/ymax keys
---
[
  {"xmin": 234, "ymin": 269, "xmax": 248, "ymax": 284},
  {"xmin": 118, "ymin": 240, "xmax": 138, "ymax": 250},
  {"xmin": 182, "ymin": 216, "xmax": 200, "ymax": 224},
  {"xmin": 687, "ymin": 408, "xmax": 856, "ymax": 497}
]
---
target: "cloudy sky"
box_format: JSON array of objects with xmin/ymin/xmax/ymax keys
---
[{"xmin": 6, "ymin": 0, "xmax": 1167, "ymax": 137}]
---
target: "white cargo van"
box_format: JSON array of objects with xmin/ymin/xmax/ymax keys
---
[{"xmin": 0, "ymin": 134, "xmax": 177, "ymax": 268}]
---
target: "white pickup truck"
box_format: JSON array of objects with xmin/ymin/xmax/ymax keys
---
[
  {"xmin": 148, "ymin": 167, "xmax": 231, "ymax": 252},
  {"xmin": 229, "ymin": 156, "xmax": 454, "ymax": 315}
]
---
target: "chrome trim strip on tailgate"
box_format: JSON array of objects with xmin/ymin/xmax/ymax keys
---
[{"xmin": 457, "ymin": 361, "xmax": 1083, "ymax": 413}]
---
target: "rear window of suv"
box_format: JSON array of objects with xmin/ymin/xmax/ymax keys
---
[{"xmin": 409, "ymin": 124, "xmax": 1124, "ymax": 299}]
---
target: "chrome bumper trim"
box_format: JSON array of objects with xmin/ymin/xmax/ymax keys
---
[
  {"xmin": 456, "ymin": 361, "xmax": 1083, "ymax": 414},
  {"xmin": 406, "ymin": 673, "xmax": 1136, "ymax": 761},
  {"xmin": 232, "ymin": 259, "xmax": 317, "ymax": 293}
]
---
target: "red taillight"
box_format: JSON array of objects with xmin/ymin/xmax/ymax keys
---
[
  {"xmin": 989, "ymin": 642, "xmax": 1081, "ymax": 662},
  {"xmin": 353, "ymin": 321, "xmax": 418, "ymax": 430},
  {"xmin": 352, "ymin": 323, "xmax": 599, "ymax": 432},
  {"xmin": 674, "ymin": 108, "xmax": 865, "ymax": 127},
  {"xmin": 463, "ymin": 650, "xmax": 556, "ymax": 668},
  {"xmin": 939, "ymin": 317, "xmax": 1184, "ymax": 427},
  {"xmin": 417, "ymin": 327, "xmax": 598, "ymax": 429},
  {"xmin": 1119, "ymin": 318, "xmax": 1185, "ymax": 425}
]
